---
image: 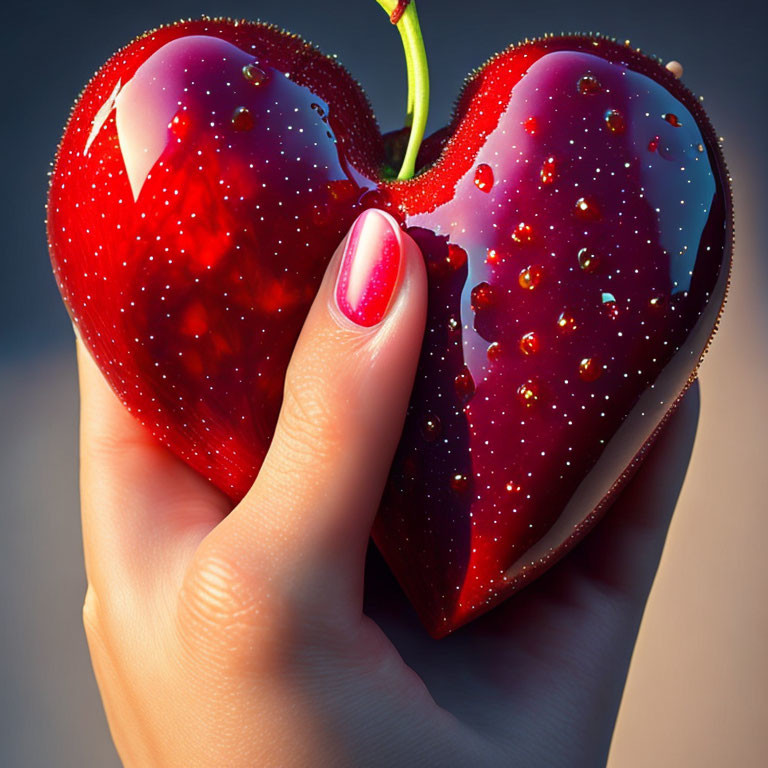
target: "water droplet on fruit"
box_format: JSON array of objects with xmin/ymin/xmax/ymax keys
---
[
  {"xmin": 169, "ymin": 110, "xmax": 192, "ymax": 140},
  {"xmin": 485, "ymin": 248, "xmax": 501, "ymax": 265},
  {"xmin": 649, "ymin": 293, "xmax": 666, "ymax": 309},
  {"xmin": 487, "ymin": 341, "xmax": 502, "ymax": 361},
  {"xmin": 604, "ymin": 109, "xmax": 625, "ymax": 134},
  {"xmin": 446, "ymin": 244, "xmax": 468, "ymax": 271},
  {"xmin": 454, "ymin": 366, "xmax": 475, "ymax": 404},
  {"xmin": 447, "ymin": 316, "xmax": 460, "ymax": 333},
  {"xmin": 577, "ymin": 74, "xmax": 602, "ymax": 94},
  {"xmin": 231, "ymin": 106, "xmax": 254, "ymax": 131},
  {"xmin": 470, "ymin": 281, "xmax": 494, "ymax": 311},
  {"xmin": 511, "ymin": 222, "xmax": 534, "ymax": 244},
  {"xmin": 574, "ymin": 196, "xmax": 600, "ymax": 220},
  {"xmin": 522, "ymin": 116, "xmax": 539, "ymax": 135},
  {"xmin": 519, "ymin": 331, "xmax": 539, "ymax": 355},
  {"xmin": 579, "ymin": 357, "xmax": 603, "ymax": 382},
  {"xmin": 601, "ymin": 292, "xmax": 620, "ymax": 319},
  {"xmin": 420, "ymin": 413, "xmax": 442, "ymax": 442},
  {"xmin": 474, "ymin": 163, "xmax": 494, "ymax": 192},
  {"xmin": 450, "ymin": 473, "xmax": 469, "ymax": 494},
  {"xmin": 577, "ymin": 247, "xmax": 600, "ymax": 272},
  {"xmin": 540, "ymin": 155, "xmax": 556, "ymax": 185},
  {"xmin": 243, "ymin": 63, "xmax": 268, "ymax": 85},
  {"xmin": 663, "ymin": 113, "xmax": 681, "ymax": 127},
  {"xmin": 505, "ymin": 480, "xmax": 522, "ymax": 493},
  {"xmin": 557, "ymin": 309, "xmax": 577, "ymax": 333},
  {"xmin": 519, "ymin": 265, "xmax": 543, "ymax": 290},
  {"xmin": 517, "ymin": 379, "xmax": 541, "ymax": 407},
  {"xmin": 648, "ymin": 135, "xmax": 660, "ymax": 152}
]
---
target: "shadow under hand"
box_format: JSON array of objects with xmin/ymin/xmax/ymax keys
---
[{"xmin": 364, "ymin": 381, "xmax": 701, "ymax": 766}]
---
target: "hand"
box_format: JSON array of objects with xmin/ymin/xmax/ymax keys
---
[{"xmin": 78, "ymin": 206, "xmax": 698, "ymax": 767}]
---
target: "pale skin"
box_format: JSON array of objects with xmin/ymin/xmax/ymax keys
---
[{"xmin": 80, "ymin": 59, "xmax": 695, "ymax": 766}]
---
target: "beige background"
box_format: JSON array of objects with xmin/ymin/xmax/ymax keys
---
[{"xmin": 607, "ymin": 165, "xmax": 768, "ymax": 765}]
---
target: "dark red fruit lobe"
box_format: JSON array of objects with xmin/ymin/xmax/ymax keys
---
[
  {"xmin": 378, "ymin": 36, "xmax": 730, "ymax": 636},
  {"xmin": 48, "ymin": 24, "xmax": 731, "ymax": 638}
]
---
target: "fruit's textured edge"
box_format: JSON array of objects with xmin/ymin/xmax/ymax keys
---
[
  {"xmin": 45, "ymin": 21, "xmax": 734, "ymax": 639},
  {"xmin": 45, "ymin": 15, "xmax": 383, "ymax": 208}
]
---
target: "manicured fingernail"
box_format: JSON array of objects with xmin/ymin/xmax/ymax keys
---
[{"xmin": 335, "ymin": 209, "xmax": 403, "ymax": 327}]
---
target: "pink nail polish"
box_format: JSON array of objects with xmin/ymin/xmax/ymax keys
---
[{"xmin": 335, "ymin": 209, "xmax": 403, "ymax": 327}]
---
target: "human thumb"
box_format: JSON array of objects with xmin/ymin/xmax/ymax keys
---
[{"xmin": 201, "ymin": 208, "xmax": 427, "ymax": 619}]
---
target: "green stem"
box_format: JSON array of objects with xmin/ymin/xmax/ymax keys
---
[{"xmin": 375, "ymin": 0, "xmax": 430, "ymax": 180}]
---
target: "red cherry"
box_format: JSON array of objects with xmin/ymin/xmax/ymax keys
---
[{"xmin": 48, "ymin": 23, "xmax": 732, "ymax": 638}]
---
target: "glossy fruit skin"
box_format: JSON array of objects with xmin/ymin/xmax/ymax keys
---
[{"xmin": 48, "ymin": 20, "xmax": 732, "ymax": 637}]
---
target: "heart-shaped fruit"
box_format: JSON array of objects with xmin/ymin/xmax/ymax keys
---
[{"xmin": 48, "ymin": 16, "xmax": 731, "ymax": 637}]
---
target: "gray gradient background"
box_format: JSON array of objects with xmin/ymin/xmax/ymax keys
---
[{"xmin": 1, "ymin": 1, "xmax": 766, "ymax": 765}]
